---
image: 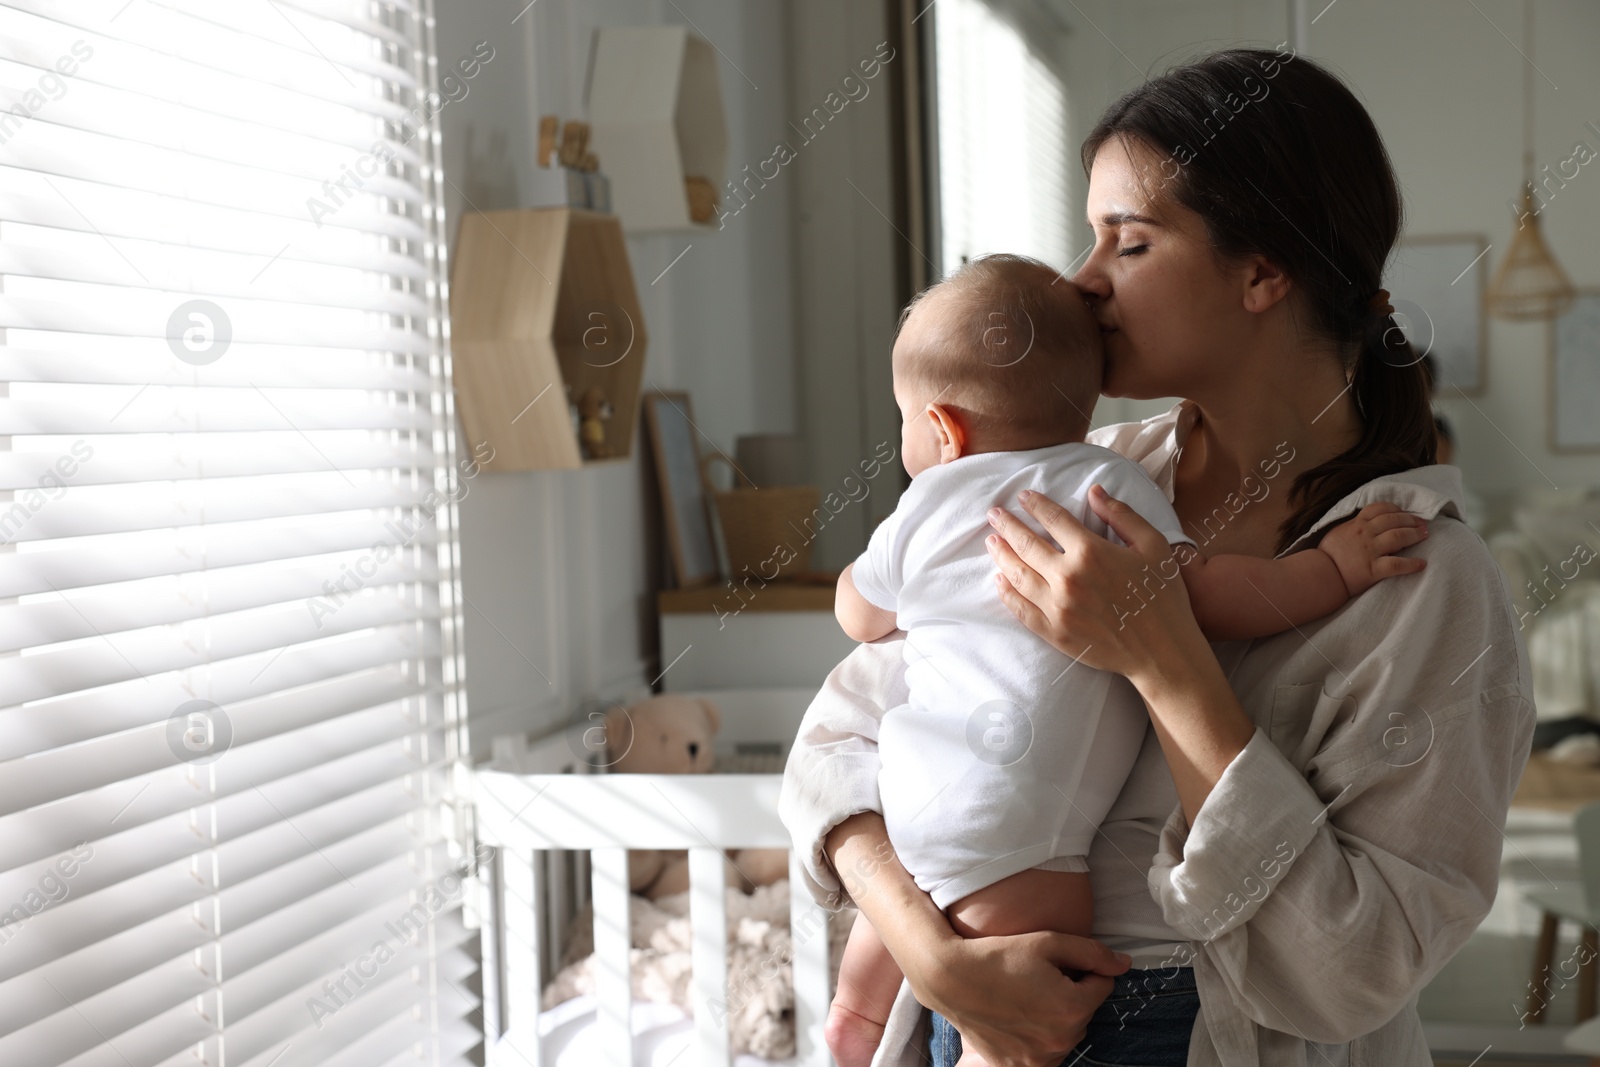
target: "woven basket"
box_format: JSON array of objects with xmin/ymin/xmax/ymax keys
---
[{"xmin": 702, "ymin": 455, "xmax": 819, "ymax": 580}]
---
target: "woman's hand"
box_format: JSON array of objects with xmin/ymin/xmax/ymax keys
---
[
  {"xmin": 825, "ymin": 811, "xmax": 1126, "ymax": 1066},
  {"xmin": 910, "ymin": 930, "xmax": 1129, "ymax": 1066},
  {"xmin": 984, "ymin": 484, "xmax": 1202, "ymax": 687},
  {"xmin": 986, "ymin": 485, "xmax": 1257, "ymax": 823}
]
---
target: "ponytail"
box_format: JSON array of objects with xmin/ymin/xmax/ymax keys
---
[{"xmin": 1277, "ymin": 302, "xmax": 1437, "ymax": 552}]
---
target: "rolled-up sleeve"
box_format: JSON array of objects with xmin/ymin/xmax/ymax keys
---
[
  {"xmin": 778, "ymin": 636, "xmax": 909, "ymax": 910},
  {"xmin": 1149, "ymin": 521, "xmax": 1537, "ymax": 1044}
]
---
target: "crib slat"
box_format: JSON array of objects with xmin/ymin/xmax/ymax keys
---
[
  {"xmin": 478, "ymin": 846, "xmax": 504, "ymax": 1045},
  {"xmin": 499, "ymin": 847, "xmax": 545, "ymax": 1067},
  {"xmin": 591, "ymin": 846, "xmax": 633, "ymax": 1067},
  {"xmin": 546, "ymin": 849, "xmax": 569, "ymax": 982},
  {"xmin": 790, "ymin": 849, "xmax": 833, "ymax": 1067},
  {"xmin": 689, "ymin": 847, "xmax": 732, "ymax": 1066}
]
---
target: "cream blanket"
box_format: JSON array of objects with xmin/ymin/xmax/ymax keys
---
[{"xmin": 541, "ymin": 880, "xmax": 854, "ymax": 1060}]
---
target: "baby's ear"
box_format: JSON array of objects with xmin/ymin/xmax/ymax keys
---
[{"xmin": 927, "ymin": 403, "xmax": 966, "ymax": 461}]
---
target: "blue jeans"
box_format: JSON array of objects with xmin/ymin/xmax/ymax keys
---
[{"xmin": 930, "ymin": 966, "xmax": 1198, "ymax": 1067}]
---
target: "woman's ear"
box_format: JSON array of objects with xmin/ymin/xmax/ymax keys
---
[
  {"xmin": 1241, "ymin": 254, "xmax": 1293, "ymax": 313},
  {"xmin": 924, "ymin": 403, "xmax": 967, "ymax": 463}
]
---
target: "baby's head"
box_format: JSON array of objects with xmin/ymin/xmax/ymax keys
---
[{"xmin": 891, "ymin": 254, "xmax": 1103, "ymax": 476}]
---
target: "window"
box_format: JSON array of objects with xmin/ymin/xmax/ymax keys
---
[
  {"xmin": 0, "ymin": 2, "xmax": 474, "ymax": 1065},
  {"xmin": 932, "ymin": 0, "xmax": 1072, "ymax": 275}
]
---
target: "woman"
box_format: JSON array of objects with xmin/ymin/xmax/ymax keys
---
[{"xmin": 778, "ymin": 49, "xmax": 1534, "ymax": 1067}]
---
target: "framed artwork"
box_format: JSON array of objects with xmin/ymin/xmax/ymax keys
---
[
  {"xmin": 1383, "ymin": 234, "xmax": 1488, "ymax": 396},
  {"xmin": 643, "ymin": 391, "xmax": 719, "ymax": 587},
  {"xmin": 1550, "ymin": 290, "xmax": 1600, "ymax": 453}
]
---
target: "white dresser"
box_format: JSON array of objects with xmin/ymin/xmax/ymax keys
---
[{"xmin": 656, "ymin": 577, "xmax": 857, "ymax": 693}]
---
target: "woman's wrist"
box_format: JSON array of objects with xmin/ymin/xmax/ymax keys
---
[
  {"xmin": 903, "ymin": 932, "xmax": 971, "ymax": 1019},
  {"xmin": 1123, "ymin": 602, "xmax": 1220, "ymax": 698}
]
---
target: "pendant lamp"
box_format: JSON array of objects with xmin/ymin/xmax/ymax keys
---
[{"xmin": 1485, "ymin": 0, "xmax": 1576, "ymax": 321}]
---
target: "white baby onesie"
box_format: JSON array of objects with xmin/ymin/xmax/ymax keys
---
[{"xmin": 851, "ymin": 441, "xmax": 1194, "ymax": 910}]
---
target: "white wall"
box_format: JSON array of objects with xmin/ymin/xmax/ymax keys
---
[
  {"xmin": 1053, "ymin": 0, "xmax": 1600, "ymax": 505},
  {"xmin": 433, "ymin": 0, "xmax": 798, "ymax": 754},
  {"xmin": 786, "ymin": 0, "xmax": 907, "ymax": 570},
  {"xmin": 1313, "ymin": 0, "xmax": 1600, "ymax": 505}
]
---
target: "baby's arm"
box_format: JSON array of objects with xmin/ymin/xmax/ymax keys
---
[
  {"xmin": 1179, "ymin": 502, "xmax": 1429, "ymax": 641},
  {"xmin": 836, "ymin": 563, "xmax": 898, "ymax": 643}
]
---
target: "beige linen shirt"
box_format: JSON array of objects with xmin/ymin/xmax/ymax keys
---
[{"xmin": 777, "ymin": 401, "xmax": 1536, "ymax": 1067}]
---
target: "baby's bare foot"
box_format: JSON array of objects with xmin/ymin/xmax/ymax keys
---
[{"xmin": 825, "ymin": 1001, "xmax": 887, "ymax": 1067}]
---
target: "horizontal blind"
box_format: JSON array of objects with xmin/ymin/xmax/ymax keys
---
[
  {"xmin": 934, "ymin": 0, "xmax": 1072, "ymax": 275},
  {"xmin": 0, "ymin": 2, "xmax": 475, "ymax": 1066}
]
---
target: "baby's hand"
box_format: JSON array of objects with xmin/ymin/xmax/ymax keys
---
[{"xmin": 1319, "ymin": 502, "xmax": 1428, "ymax": 597}]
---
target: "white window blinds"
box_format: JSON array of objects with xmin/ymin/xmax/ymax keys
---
[
  {"xmin": 0, "ymin": 2, "xmax": 475, "ymax": 1066},
  {"xmin": 933, "ymin": 0, "xmax": 1072, "ymax": 275}
]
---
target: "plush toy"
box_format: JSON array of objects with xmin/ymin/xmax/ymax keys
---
[{"xmin": 602, "ymin": 694, "xmax": 789, "ymax": 899}]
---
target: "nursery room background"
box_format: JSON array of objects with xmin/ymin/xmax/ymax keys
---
[{"xmin": 2, "ymin": 1, "xmax": 1599, "ymax": 1066}]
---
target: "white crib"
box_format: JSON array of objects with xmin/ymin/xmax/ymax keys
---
[{"xmin": 472, "ymin": 687, "xmax": 838, "ymax": 1067}]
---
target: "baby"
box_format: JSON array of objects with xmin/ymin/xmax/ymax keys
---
[{"xmin": 824, "ymin": 254, "xmax": 1428, "ymax": 1067}]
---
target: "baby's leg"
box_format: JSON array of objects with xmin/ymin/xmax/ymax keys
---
[
  {"xmin": 946, "ymin": 869, "xmax": 1094, "ymax": 1067},
  {"xmin": 826, "ymin": 911, "xmax": 907, "ymax": 1067}
]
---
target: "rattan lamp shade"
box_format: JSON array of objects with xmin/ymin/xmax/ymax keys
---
[
  {"xmin": 1487, "ymin": 0, "xmax": 1577, "ymax": 322},
  {"xmin": 1487, "ymin": 188, "xmax": 1577, "ymax": 320}
]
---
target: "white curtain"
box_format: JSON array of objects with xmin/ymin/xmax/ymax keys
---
[
  {"xmin": 934, "ymin": 0, "xmax": 1073, "ymax": 277},
  {"xmin": 0, "ymin": 2, "xmax": 476, "ymax": 1065}
]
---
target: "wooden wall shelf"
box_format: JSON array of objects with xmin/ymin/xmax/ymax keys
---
[
  {"xmin": 449, "ymin": 208, "xmax": 648, "ymax": 471},
  {"xmin": 588, "ymin": 26, "xmax": 728, "ymax": 233}
]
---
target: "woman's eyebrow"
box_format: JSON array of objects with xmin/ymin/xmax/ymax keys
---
[{"xmin": 1092, "ymin": 210, "xmax": 1161, "ymax": 227}]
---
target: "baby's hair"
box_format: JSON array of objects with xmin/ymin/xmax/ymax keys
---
[{"xmin": 894, "ymin": 254, "xmax": 1102, "ymax": 447}]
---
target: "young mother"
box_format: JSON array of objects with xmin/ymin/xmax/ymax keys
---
[{"xmin": 778, "ymin": 48, "xmax": 1534, "ymax": 1067}]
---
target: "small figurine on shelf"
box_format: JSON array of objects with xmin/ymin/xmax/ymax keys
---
[
  {"xmin": 558, "ymin": 120, "xmax": 589, "ymax": 168},
  {"xmin": 533, "ymin": 116, "xmax": 610, "ymax": 211},
  {"xmin": 578, "ymin": 386, "xmax": 614, "ymax": 459}
]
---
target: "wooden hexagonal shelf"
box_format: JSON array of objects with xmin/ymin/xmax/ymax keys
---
[
  {"xmin": 449, "ymin": 208, "xmax": 648, "ymax": 470},
  {"xmin": 588, "ymin": 26, "xmax": 729, "ymax": 233}
]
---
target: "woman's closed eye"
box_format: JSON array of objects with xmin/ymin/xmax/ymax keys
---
[{"xmin": 1117, "ymin": 244, "xmax": 1150, "ymax": 257}]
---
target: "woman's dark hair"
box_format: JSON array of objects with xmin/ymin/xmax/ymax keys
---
[{"xmin": 1082, "ymin": 48, "xmax": 1436, "ymax": 552}]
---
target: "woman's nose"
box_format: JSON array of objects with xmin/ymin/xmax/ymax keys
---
[{"xmin": 1071, "ymin": 252, "xmax": 1112, "ymax": 298}]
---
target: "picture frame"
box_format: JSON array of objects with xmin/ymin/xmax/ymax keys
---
[
  {"xmin": 642, "ymin": 391, "xmax": 720, "ymax": 587},
  {"xmin": 1549, "ymin": 289, "xmax": 1600, "ymax": 453},
  {"xmin": 1383, "ymin": 234, "xmax": 1489, "ymax": 396}
]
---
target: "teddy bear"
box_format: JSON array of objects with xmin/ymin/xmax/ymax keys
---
[{"xmin": 601, "ymin": 694, "xmax": 789, "ymax": 899}]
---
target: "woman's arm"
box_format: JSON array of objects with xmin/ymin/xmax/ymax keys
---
[
  {"xmin": 778, "ymin": 638, "xmax": 1129, "ymax": 1065},
  {"xmin": 825, "ymin": 812, "xmax": 1131, "ymax": 1067},
  {"xmin": 987, "ymin": 484, "xmax": 1536, "ymax": 1042},
  {"xmin": 778, "ymin": 637, "xmax": 902, "ymax": 910},
  {"xmin": 1151, "ymin": 524, "xmax": 1532, "ymax": 1041}
]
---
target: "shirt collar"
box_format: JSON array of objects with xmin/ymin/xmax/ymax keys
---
[
  {"xmin": 1279, "ymin": 462, "xmax": 1466, "ymax": 555},
  {"xmin": 1110, "ymin": 399, "xmax": 1200, "ymax": 500}
]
